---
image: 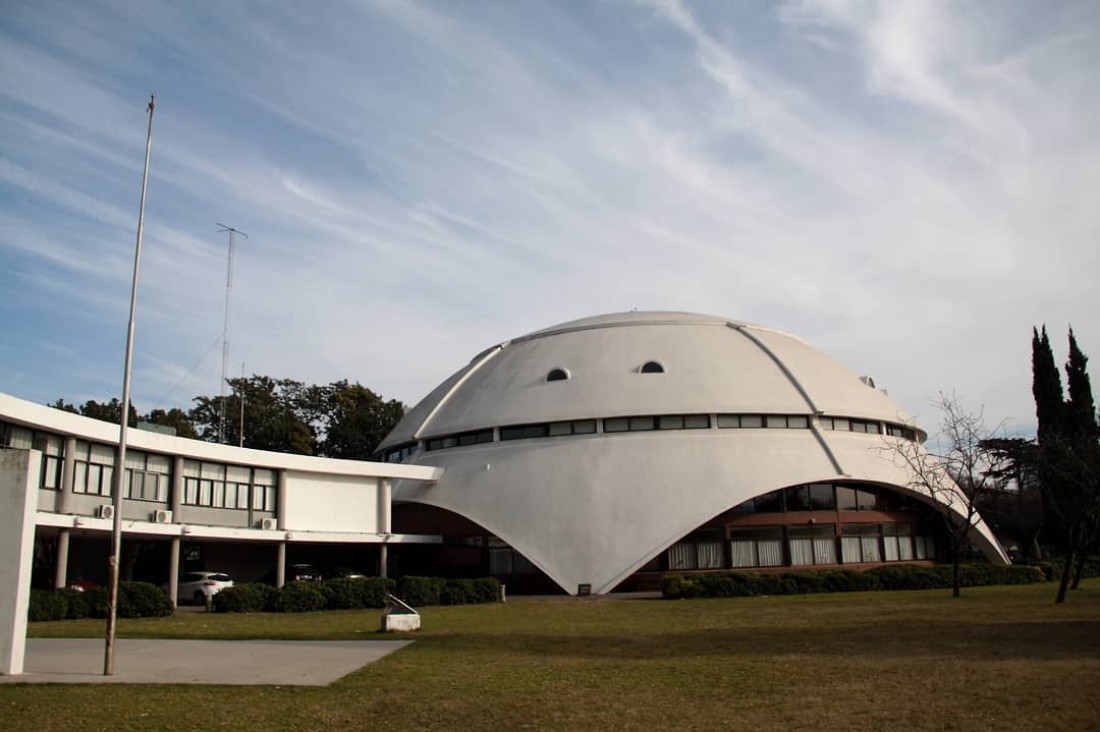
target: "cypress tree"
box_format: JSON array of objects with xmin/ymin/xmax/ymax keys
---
[
  {"xmin": 1032, "ymin": 326, "xmax": 1073, "ymax": 602},
  {"xmin": 1033, "ymin": 325, "xmax": 1100, "ymax": 602},
  {"xmin": 1031, "ymin": 326, "xmax": 1064, "ymax": 442},
  {"xmin": 1064, "ymin": 328, "xmax": 1100, "ymax": 590},
  {"xmin": 1065, "ymin": 328, "xmax": 1098, "ymax": 439}
]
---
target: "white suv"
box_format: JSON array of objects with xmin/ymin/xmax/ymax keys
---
[{"xmin": 170, "ymin": 571, "xmax": 234, "ymax": 605}]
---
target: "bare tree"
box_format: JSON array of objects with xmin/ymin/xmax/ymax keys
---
[{"xmin": 885, "ymin": 392, "xmax": 1003, "ymax": 597}]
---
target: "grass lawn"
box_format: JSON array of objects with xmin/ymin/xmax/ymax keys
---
[{"xmin": 5, "ymin": 581, "xmax": 1100, "ymax": 731}]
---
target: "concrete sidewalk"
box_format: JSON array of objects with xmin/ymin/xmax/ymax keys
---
[{"xmin": 0, "ymin": 638, "xmax": 412, "ymax": 686}]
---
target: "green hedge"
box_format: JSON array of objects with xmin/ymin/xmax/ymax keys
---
[
  {"xmin": 321, "ymin": 577, "xmax": 395, "ymax": 610},
  {"xmin": 1026, "ymin": 557, "xmax": 1100, "ymax": 582},
  {"xmin": 28, "ymin": 589, "xmax": 68, "ymax": 622},
  {"xmin": 63, "ymin": 588, "xmax": 92, "ymax": 619},
  {"xmin": 442, "ymin": 577, "xmax": 502, "ymax": 605},
  {"xmin": 396, "ymin": 576, "xmax": 447, "ymax": 606},
  {"xmin": 211, "ymin": 583, "xmax": 276, "ymax": 613},
  {"xmin": 268, "ymin": 581, "xmax": 327, "ymax": 613},
  {"xmin": 82, "ymin": 587, "xmax": 110, "ymax": 618},
  {"xmin": 28, "ymin": 582, "xmax": 171, "ymax": 621},
  {"xmin": 212, "ymin": 575, "xmax": 498, "ymax": 614},
  {"xmin": 32, "ymin": 574, "xmax": 501, "ymax": 619},
  {"xmin": 661, "ymin": 563, "xmax": 1048, "ymax": 600},
  {"xmin": 119, "ymin": 581, "xmax": 173, "ymax": 618}
]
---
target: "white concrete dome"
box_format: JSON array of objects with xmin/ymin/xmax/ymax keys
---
[
  {"xmin": 382, "ymin": 311, "xmax": 1005, "ymax": 594},
  {"xmin": 382, "ymin": 311, "xmax": 921, "ymax": 445}
]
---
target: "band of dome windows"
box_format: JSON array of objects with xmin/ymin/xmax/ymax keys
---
[{"xmin": 383, "ymin": 413, "xmax": 918, "ymax": 462}]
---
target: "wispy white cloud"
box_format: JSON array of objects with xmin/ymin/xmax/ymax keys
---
[{"xmin": 0, "ymin": 0, "xmax": 1096, "ymax": 432}]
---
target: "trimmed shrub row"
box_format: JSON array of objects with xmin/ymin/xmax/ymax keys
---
[
  {"xmin": 28, "ymin": 582, "xmax": 172, "ymax": 621},
  {"xmin": 661, "ymin": 563, "xmax": 1048, "ymax": 600},
  {"xmin": 31, "ymin": 574, "xmax": 501, "ymax": 619},
  {"xmin": 395, "ymin": 576, "xmax": 502, "ymax": 606},
  {"xmin": 1025, "ymin": 557, "xmax": 1100, "ymax": 582},
  {"xmin": 210, "ymin": 582, "xmax": 277, "ymax": 613},
  {"xmin": 212, "ymin": 576, "xmax": 500, "ymax": 613}
]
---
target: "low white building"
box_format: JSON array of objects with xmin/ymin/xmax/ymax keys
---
[
  {"xmin": 378, "ymin": 311, "xmax": 1008, "ymax": 595},
  {"xmin": 0, "ymin": 392, "xmax": 441, "ymax": 674}
]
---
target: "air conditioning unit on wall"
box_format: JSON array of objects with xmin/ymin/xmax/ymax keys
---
[
  {"xmin": 153, "ymin": 509, "xmax": 173, "ymax": 524},
  {"xmin": 259, "ymin": 518, "xmax": 277, "ymax": 531},
  {"xmin": 96, "ymin": 504, "xmax": 114, "ymax": 520}
]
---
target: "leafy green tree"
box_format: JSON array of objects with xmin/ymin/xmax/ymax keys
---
[
  {"xmin": 48, "ymin": 399, "xmax": 78, "ymax": 413},
  {"xmin": 49, "ymin": 374, "xmax": 404, "ymax": 461},
  {"xmin": 141, "ymin": 408, "xmax": 198, "ymax": 439},
  {"xmin": 980, "ymin": 437, "xmax": 1046, "ymax": 560},
  {"xmin": 190, "ymin": 376, "xmax": 314, "ymax": 454},
  {"xmin": 317, "ymin": 380, "xmax": 405, "ymax": 459},
  {"xmin": 79, "ymin": 398, "xmax": 137, "ymax": 426}
]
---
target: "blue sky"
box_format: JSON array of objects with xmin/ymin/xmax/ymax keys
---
[{"xmin": 1, "ymin": 0, "xmax": 1097, "ymax": 435}]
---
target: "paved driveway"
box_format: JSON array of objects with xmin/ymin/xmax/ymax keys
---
[{"xmin": 0, "ymin": 638, "xmax": 412, "ymax": 686}]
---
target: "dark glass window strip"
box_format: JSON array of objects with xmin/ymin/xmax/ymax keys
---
[
  {"xmin": 733, "ymin": 483, "xmax": 923, "ymax": 515},
  {"xmin": 500, "ymin": 424, "xmax": 549, "ymax": 441},
  {"xmin": 383, "ymin": 442, "xmax": 418, "ymax": 463},
  {"xmin": 548, "ymin": 420, "xmax": 597, "ymax": 436},
  {"xmin": 427, "ymin": 428, "xmax": 494, "ymax": 451},
  {"xmin": 886, "ymin": 424, "xmax": 917, "ymax": 440},
  {"xmin": 606, "ymin": 414, "xmax": 711, "ymax": 433},
  {"xmin": 819, "ymin": 416, "xmax": 915, "ymax": 438},
  {"xmin": 718, "ymin": 414, "xmax": 808, "ymax": 429},
  {"xmin": 420, "ymin": 411, "xmax": 908, "ymax": 454}
]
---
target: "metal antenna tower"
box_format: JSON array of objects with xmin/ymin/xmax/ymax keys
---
[{"xmin": 216, "ymin": 223, "xmax": 248, "ymax": 443}]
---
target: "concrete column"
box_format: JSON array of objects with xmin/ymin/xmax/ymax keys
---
[
  {"xmin": 276, "ymin": 470, "xmax": 288, "ymax": 529},
  {"xmin": 276, "ymin": 542, "xmax": 286, "ymax": 588},
  {"xmin": 378, "ymin": 478, "xmax": 392, "ymax": 534},
  {"xmin": 168, "ymin": 536, "xmax": 181, "ymax": 607},
  {"xmin": 53, "ymin": 529, "xmax": 70, "ymax": 590},
  {"xmin": 1, "ymin": 449, "xmax": 40, "ymax": 676},
  {"xmin": 171, "ymin": 456, "xmax": 184, "ymax": 515},
  {"xmin": 57, "ymin": 436, "xmax": 76, "ymax": 515},
  {"xmin": 378, "ymin": 478, "xmax": 392, "ymax": 579}
]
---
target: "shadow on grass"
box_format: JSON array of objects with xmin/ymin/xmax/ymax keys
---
[{"xmin": 433, "ymin": 618, "xmax": 1100, "ymax": 662}]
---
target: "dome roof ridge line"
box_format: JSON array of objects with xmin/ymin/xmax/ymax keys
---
[
  {"xmin": 414, "ymin": 343, "xmax": 506, "ymax": 440},
  {"xmin": 728, "ymin": 323, "xmax": 848, "ymax": 475},
  {"xmin": 726, "ymin": 323, "xmax": 820, "ymax": 414}
]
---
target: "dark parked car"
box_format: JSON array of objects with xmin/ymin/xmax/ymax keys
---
[
  {"xmin": 328, "ymin": 567, "xmax": 367, "ymax": 580},
  {"xmin": 289, "ymin": 563, "xmax": 322, "ymax": 582}
]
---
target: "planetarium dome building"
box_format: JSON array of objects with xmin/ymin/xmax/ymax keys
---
[{"xmin": 379, "ymin": 311, "xmax": 1007, "ymax": 595}]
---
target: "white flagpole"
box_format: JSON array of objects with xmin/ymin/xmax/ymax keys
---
[{"xmin": 105, "ymin": 93, "xmax": 156, "ymax": 676}]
